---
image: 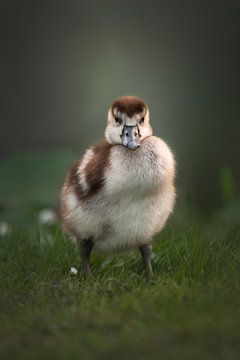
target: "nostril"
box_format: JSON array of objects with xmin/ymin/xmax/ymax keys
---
[{"xmin": 134, "ymin": 131, "xmax": 138, "ymax": 137}]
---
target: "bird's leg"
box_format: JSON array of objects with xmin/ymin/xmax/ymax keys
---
[
  {"xmin": 77, "ymin": 238, "xmax": 94, "ymax": 280},
  {"xmin": 139, "ymin": 243, "xmax": 153, "ymax": 280}
]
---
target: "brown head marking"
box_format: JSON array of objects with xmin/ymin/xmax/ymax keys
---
[{"xmin": 112, "ymin": 96, "xmax": 146, "ymax": 118}]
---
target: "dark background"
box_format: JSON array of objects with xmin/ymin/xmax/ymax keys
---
[{"xmin": 1, "ymin": 0, "xmax": 240, "ymax": 211}]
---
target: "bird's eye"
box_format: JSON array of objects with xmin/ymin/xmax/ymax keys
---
[
  {"xmin": 140, "ymin": 117, "xmax": 144, "ymax": 124},
  {"xmin": 114, "ymin": 115, "xmax": 122, "ymax": 125}
]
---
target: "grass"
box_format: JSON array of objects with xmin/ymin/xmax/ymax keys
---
[
  {"xmin": 0, "ymin": 150, "xmax": 240, "ymax": 359},
  {"xmin": 0, "ymin": 220, "xmax": 240, "ymax": 360}
]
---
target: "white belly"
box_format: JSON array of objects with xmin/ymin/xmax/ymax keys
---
[
  {"xmin": 66, "ymin": 182, "xmax": 174, "ymax": 253},
  {"xmin": 93, "ymin": 188, "xmax": 174, "ymax": 252}
]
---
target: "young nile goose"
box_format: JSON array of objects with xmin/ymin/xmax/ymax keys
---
[{"xmin": 59, "ymin": 96, "xmax": 176, "ymax": 279}]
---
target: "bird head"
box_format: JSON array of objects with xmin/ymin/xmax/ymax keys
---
[{"xmin": 105, "ymin": 96, "xmax": 153, "ymax": 150}]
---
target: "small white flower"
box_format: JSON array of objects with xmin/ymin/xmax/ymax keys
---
[
  {"xmin": 0, "ymin": 222, "xmax": 10, "ymax": 237},
  {"xmin": 38, "ymin": 209, "xmax": 57, "ymax": 225},
  {"xmin": 70, "ymin": 267, "xmax": 78, "ymax": 275}
]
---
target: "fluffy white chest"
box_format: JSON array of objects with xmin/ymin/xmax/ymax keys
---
[
  {"xmin": 67, "ymin": 137, "xmax": 175, "ymax": 253},
  {"xmin": 105, "ymin": 142, "xmax": 164, "ymax": 198},
  {"xmin": 92, "ymin": 139, "xmax": 174, "ymax": 252}
]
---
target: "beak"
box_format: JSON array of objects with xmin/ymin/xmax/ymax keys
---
[{"xmin": 121, "ymin": 125, "xmax": 141, "ymax": 150}]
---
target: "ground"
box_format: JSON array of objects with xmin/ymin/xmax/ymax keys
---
[
  {"xmin": 0, "ymin": 151, "xmax": 240, "ymax": 359},
  {"xmin": 1, "ymin": 220, "xmax": 240, "ymax": 360}
]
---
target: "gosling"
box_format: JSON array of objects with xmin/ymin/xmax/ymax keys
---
[{"xmin": 59, "ymin": 96, "xmax": 176, "ymax": 279}]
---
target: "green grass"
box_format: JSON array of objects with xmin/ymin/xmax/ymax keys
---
[
  {"xmin": 1, "ymin": 150, "xmax": 240, "ymax": 359},
  {"xmin": 0, "ymin": 221, "xmax": 240, "ymax": 360}
]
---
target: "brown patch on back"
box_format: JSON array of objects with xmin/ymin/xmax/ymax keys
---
[
  {"xmin": 59, "ymin": 142, "xmax": 112, "ymax": 235},
  {"xmin": 84, "ymin": 141, "xmax": 113, "ymax": 198},
  {"xmin": 67, "ymin": 159, "xmax": 84, "ymax": 199},
  {"xmin": 62, "ymin": 141, "xmax": 113, "ymax": 202},
  {"xmin": 112, "ymin": 96, "xmax": 146, "ymax": 118}
]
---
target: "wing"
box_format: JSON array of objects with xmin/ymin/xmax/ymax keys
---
[{"xmin": 68, "ymin": 141, "xmax": 113, "ymax": 200}]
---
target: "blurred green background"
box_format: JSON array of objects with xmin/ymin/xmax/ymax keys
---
[{"xmin": 0, "ymin": 0, "xmax": 240, "ymax": 220}]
